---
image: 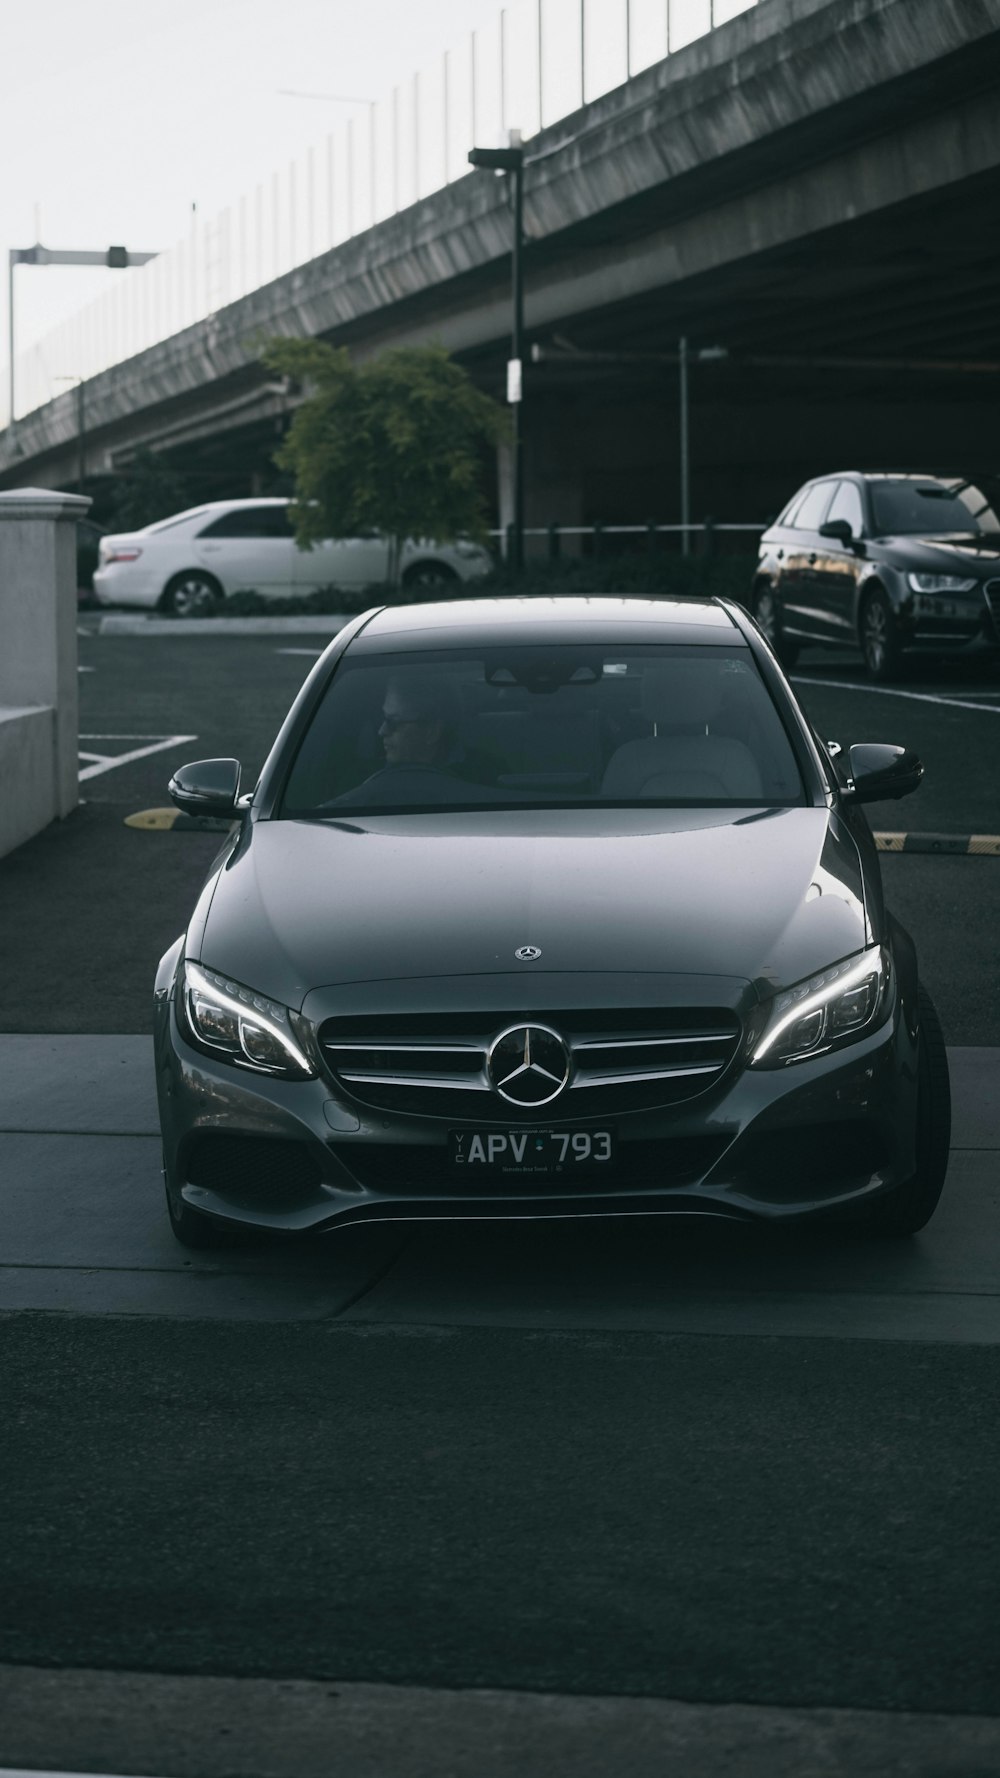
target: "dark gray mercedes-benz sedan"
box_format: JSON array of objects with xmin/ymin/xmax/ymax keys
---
[{"xmin": 155, "ymin": 596, "xmax": 949, "ymax": 1248}]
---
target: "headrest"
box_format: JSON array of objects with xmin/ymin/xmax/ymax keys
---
[{"xmin": 640, "ymin": 660, "xmax": 726, "ymax": 727}]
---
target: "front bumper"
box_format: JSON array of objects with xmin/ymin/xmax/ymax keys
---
[{"xmin": 155, "ymin": 974, "xmax": 918, "ymax": 1237}]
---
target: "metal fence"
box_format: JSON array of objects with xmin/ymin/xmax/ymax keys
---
[
  {"xmin": 494, "ymin": 520, "xmax": 766, "ymax": 558},
  {"xmin": 2, "ymin": 0, "xmax": 758, "ymax": 425}
]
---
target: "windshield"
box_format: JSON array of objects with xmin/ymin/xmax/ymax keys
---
[
  {"xmin": 279, "ymin": 644, "xmax": 805, "ymax": 815},
  {"xmin": 869, "ymin": 476, "xmax": 1000, "ymax": 537}
]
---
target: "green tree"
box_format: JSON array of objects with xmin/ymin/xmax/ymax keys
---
[
  {"xmin": 108, "ymin": 449, "xmax": 191, "ymax": 532},
  {"xmin": 260, "ymin": 339, "xmax": 506, "ymax": 586}
]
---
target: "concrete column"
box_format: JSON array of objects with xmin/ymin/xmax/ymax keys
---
[{"xmin": 0, "ymin": 486, "xmax": 90, "ymax": 857}]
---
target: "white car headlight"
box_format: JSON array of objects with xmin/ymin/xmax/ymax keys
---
[
  {"xmin": 906, "ymin": 573, "xmax": 976, "ymax": 594},
  {"xmin": 180, "ymin": 960, "xmax": 315, "ymax": 1078},
  {"xmin": 751, "ymin": 946, "xmax": 890, "ymax": 1067}
]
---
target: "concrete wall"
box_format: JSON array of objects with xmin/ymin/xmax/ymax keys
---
[{"xmin": 0, "ymin": 489, "xmax": 89, "ymax": 859}]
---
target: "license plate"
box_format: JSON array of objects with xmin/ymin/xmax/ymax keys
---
[{"xmin": 449, "ymin": 1129, "xmax": 616, "ymax": 1176}]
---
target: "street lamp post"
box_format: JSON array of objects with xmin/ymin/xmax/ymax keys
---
[
  {"xmin": 55, "ymin": 375, "xmax": 86, "ymax": 491},
  {"xmin": 6, "ymin": 242, "xmax": 157, "ymax": 437},
  {"xmin": 468, "ymin": 137, "xmax": 525, "ymax": 573}
]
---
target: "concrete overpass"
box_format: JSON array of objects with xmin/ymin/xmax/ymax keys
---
[{"xmin": 3, "ymin": 0, "xmax": 999, "ymax": 530}]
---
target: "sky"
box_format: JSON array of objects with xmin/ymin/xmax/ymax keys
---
[{"xmin": 0, "ymin": 0, "xmax": 505, "ymax": 377}]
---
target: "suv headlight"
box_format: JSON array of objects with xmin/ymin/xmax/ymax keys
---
[
  {"xmin": 906, "ymin": 573, "xmax": 976, "ymax": 594},
  {"xmin": 752, "ymin": 946, "xmax": 890, "ymax": 1067},
  {"xmin": 179, "ymin": 960, "xmax": 315, "ymax": 1078}
]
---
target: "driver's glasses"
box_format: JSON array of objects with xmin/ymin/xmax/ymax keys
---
[{"xmin": 380, "ymin": 711, "xmax": 425, "ymax": 732}]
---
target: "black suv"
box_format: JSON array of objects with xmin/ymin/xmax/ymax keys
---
[{"xmin": 751, "ymin": 472, "xmax": 1000, "ymax": 680}]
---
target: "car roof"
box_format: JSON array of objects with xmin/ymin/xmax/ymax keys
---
[{"xmin": 352, "ymin": 596, "xmax": 742, "ymax": 652}]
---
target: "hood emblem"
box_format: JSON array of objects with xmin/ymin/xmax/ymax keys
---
[
  {"xmin": 515, "ymin": 945, "xmax": 541, "ymax": 961},
  {"xmin": 487, "ymin": 1024, "xmax": 570, "ymax": 1107}
]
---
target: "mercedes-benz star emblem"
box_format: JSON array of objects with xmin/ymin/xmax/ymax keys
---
[
  {"xmin": 514, "ymin": 945, "xmax": 542, "ymax": 961},
  {"xmin": 487, "ymin": 1024, "xmax": 570, "ymax": 1107}
]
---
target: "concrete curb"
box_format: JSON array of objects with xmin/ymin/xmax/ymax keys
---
[
  {"xmin": 96, "ymin": 614, "xmax": 354, "ymax": 636},
  {"xmin": 875, "ymin": 833, "xmax": 1000, "ymax": 856}
]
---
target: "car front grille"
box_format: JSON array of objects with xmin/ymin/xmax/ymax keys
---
[
  {"xmin": 983, "ymin": 580, "xmax": 1000, "ymax": 641},
  {"xmin": 328, "ymin": 1135, "xmax": 730, "ymax": 1195},
  {"xmin": 319, "ymin": 1007, "xmax": 742, "ymax": 1118}
]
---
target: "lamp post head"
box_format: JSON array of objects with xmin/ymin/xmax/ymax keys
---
[{"xmin": 468, "ymin": 145, "xmax": 524, "ymax": 172}]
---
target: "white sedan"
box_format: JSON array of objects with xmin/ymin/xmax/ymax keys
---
[{"xmin": 92, "ymin": 497, "xmax": 494, "ymax": 614}]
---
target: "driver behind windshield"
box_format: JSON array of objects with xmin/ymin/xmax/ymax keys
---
[{"xmin": 379, "ymin": 675, "xmax": 456, "ymax": 768}]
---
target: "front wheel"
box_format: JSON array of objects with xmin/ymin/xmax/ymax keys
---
[
  {"xmin": 867, "ymin": 986, "xmax": 950, "ymax": 1235},
  {"xmin": 859, "ymin": 588, "xmax": 904, "ymax": 682},
  {"xmin": 163, "ymin": 1152, "xmax": 231, "ymax": 1248},
  {"xmin": 753, "ymin": 584, "xmax": 800, "ymax": 669},
  {"xmin": 161, "ymin": 571, "xmax": 221, "ymax": 617}
]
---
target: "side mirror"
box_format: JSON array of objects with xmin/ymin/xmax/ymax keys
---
[
  {"xmin": 818, "ymin": 518, "xmax": 856, "ymax": 545},
  {"xmin": 168, "ymin": 758, "xmax": 242, "ymax": 818},
  {"xmin": 845, "ymin": 743, "xmax": 923, "ymax": 804}
]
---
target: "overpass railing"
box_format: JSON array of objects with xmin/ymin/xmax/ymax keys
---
[{"xmin": 2, "ymin": 0, "xmax": 759, "ymax": 427}]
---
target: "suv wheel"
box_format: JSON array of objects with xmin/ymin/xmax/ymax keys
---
[
  {"xmin": 753, "ymin": 585, "xmax": 800, "ymax": 669},
  {"xmin": 402, "ymin": 562, "xmax": 458, "ymax": 591},
  {"xmin": 860, "ymin": 588, "xmax": 904, "ymax": 682}
]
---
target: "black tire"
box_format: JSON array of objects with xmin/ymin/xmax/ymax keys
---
[
  {"xmin": 753, "ymin": 583, "xmax": 800, "ymax": 669},
  {"xmin": 859, "ymin": 587, "xmax": 904, "ymax": 683},
  {"xmin": 402, "ymin": 561, "xmax": 459, "ymax": 591},
  {"xmin": 867, "ymin": 985, "xmax": 951, "ymax": 1235},
  {"xmin": 161, "ymin": 571, "xmax": 222, "ymax": 617},
  {"xmin": 163, "ymin": 1152, "xmax": 231, "ymax": 1249}
]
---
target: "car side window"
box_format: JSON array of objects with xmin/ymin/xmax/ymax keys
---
[
  {"xmin": 789, "ymin": 482, "xmax": 837, "ymax": 531},
  {"xmin": 825, "ymin": 481, "xmax": 864, "ymax": 537},
  {"xmin": 198, "ymin": 507, "xmax": 294, "ymax": 540}
]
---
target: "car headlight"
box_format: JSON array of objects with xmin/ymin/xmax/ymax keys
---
[
  {"xmin": 179, "ymin": 960, "xmax": 315, "ymax": 1078},
  {"xmin": 906, "ymin": 573, "xmax": 976, "ymax": 594},
  {"xmin": 751, "ymin": 946, "xmax": 890, "ymax": 1067}
]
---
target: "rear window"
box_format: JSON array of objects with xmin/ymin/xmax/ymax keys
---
[
  {"xmin": 145, "ymin": 507, "xmax": 211, "ymax": 533},
  {"xmin": 868, "ymin": 477, "xmax": 1000, "ymax": 536},
  {"xmin": 280, "ymin": 644, "xmax": 805, "ymax": 815}
]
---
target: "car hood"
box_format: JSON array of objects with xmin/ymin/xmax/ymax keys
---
[
  {"xmin": 876, "ymin": 533, "xmax": 1000, "ymax": 570},
  {"xmin": 196, "ymin": 806, "xmax": 869, "ymax": 1010}
]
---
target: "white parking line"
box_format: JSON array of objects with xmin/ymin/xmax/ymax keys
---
[
  {"xmin": 792, "ymin": 676, "xmax": 1000, "ymax": 715},
  {"xmin": 78, "ymin": 734, "xmax": 197, "ymax": 782}
]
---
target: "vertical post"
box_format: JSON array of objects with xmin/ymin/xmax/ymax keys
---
[
  {"xmin": 626, "ymin": 0, "xmax": 631, "ymax": 77},
  {"xmin": 666, "ymin": 0, "xmax": 672, "ymax": 55},
  {"xmin": 347, "ymin": 119, "xmax": 355, "ymax": 235},
  {"xmin": 679, "ymin": 333, "xmax": 690, "ymax": 555},
  {"xmin": 76, "ymin": 380, "xmax": 85, "ymax": 492},
  {"xmin": 369, "ymin": 102, "xmax": 377, "ymax": 224},
  {"xmin": 537, "ymin": 0, "xmax": 544, "ymax": 130},
  {"xmin": 581, "ymin": 0, "xmax": 586, "ymax": 105},
  {"xmin": 413, "ymin": 73, "xmax": 420, "ymax": 199},
  {"xmin": 7, "ymin": 251, "xmax": 15, "ymax": 433},
  {"xmin": 511, "ymin": 152, "xmax": 525, "ymax": 576},
  {"xmin": 470, "ymin": 34, "xmax": 477, "ymax": 145},
  {"xmin": 392, "ymin": 90, "xmax": 400, "ymax": 211},
  {"xmin": 443, "ymin": 52, "xmax": 450, "ymax": 183},
  {"xmin": 500, "ymin": 11, "xmax": 507, "ymax": 134}
]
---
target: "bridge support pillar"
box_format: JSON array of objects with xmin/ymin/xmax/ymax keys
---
[{"xmin": 0, "ymin": 487, "xmax": 90, "ymax": 859}]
